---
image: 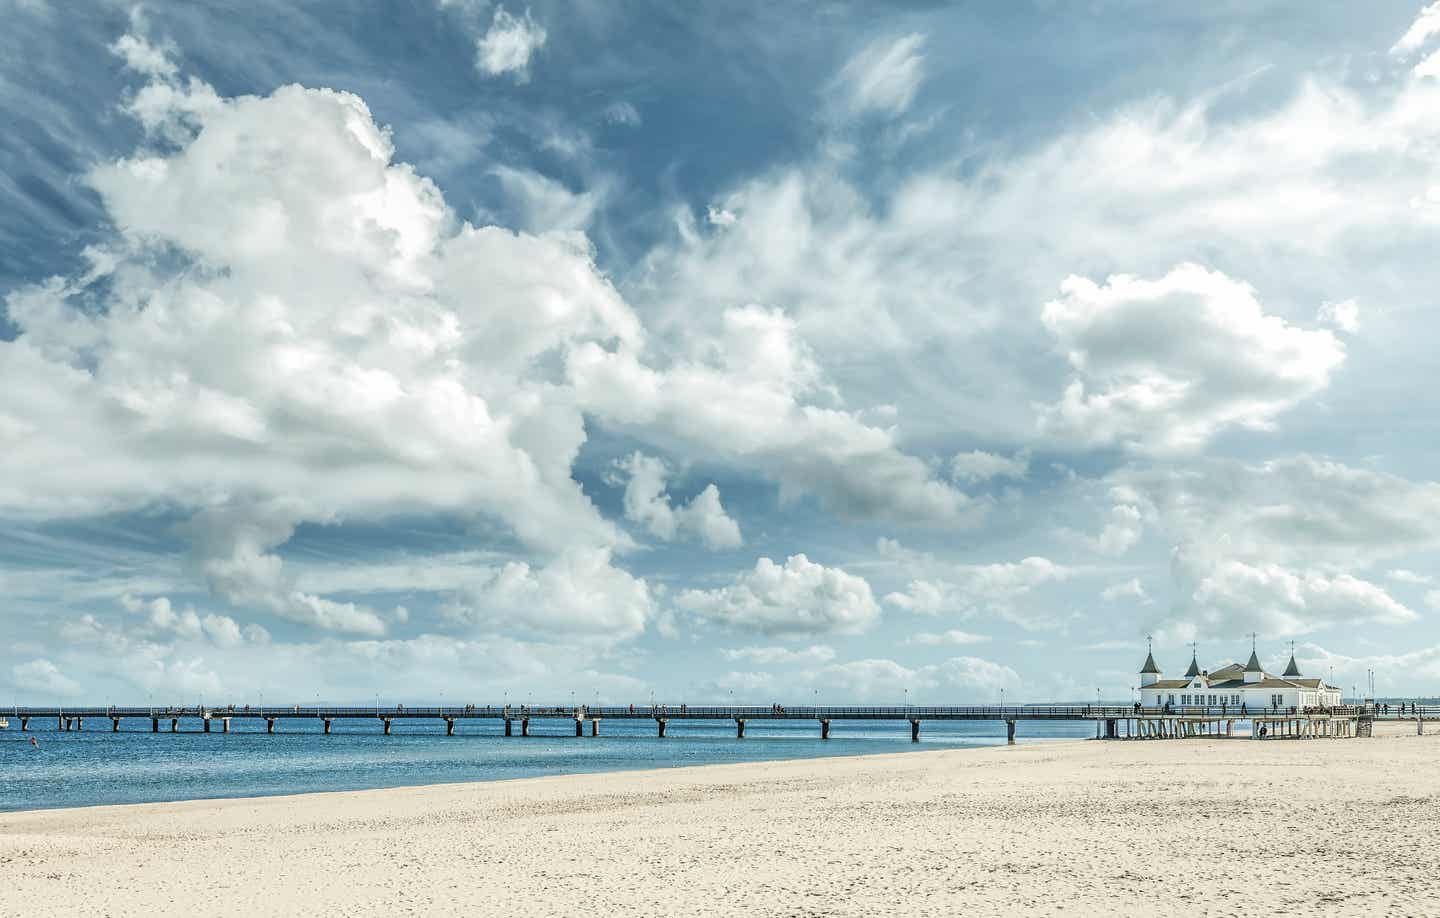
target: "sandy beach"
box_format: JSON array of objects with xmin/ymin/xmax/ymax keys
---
[{"xmin": 3, "ymin": 722, "xmax": 1438, "ymax": 917}]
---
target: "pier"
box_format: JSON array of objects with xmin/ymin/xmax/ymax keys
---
[{"xmin": 5, "ymin": 703, "xmax": 1407, "ymax": 742}]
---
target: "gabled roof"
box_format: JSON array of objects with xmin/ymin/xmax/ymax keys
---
[
  {"xmin": 1184, "ymin": 654, "xmax": 1201, "ymax": 678},
  {"xmin": 1245, "ymin": 650, "xmax": 1263, "ymax": 672},
  {"xmin": 1141, "ymin": 650, "xmax": 1160, "ymax": 675},
  {"xmin": 1283, "ymin": 654, "xmax": 1302, "ymax": 678},
  {"xmin": 1208, "ymin": 663, "xmax": 1243, "ymax": 680}
]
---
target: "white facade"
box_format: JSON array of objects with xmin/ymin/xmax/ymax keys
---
[{"xmin": 1139, "ymin": 650, "xmax": 1341, "ymax": 712}]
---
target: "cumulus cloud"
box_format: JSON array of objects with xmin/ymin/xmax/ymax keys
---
[
  {"xmin": 1316, "ymin": 298, "xmax": 1360, "ymax": 333},
  {"xmin": 0, "ymin": 35, "xmax": 970, "ymax": 645},
  {"xmin": 883, "ymin": 556, "xmax": 1072, "ymax": 628},
  {"xmin": 950, "ymin": 449, "xmax": 1029, "ymax": 483},
  {"xmin": 908, "ymin": 629, "xmax": 990, "ymax": 646},
  {"xmin": 677, "ymin": 554, "xmax": 880, "ymax": 636},
  {"xmin": 1100, "ymin": 578, "xmax": 1151, "ymax": 604},
  {"xmin": 814, "ymin": 655, "xmax": 1018, "ymax": 701},
  {"xmin": 1180, "ymin": 554, "xmax": 1418, "ymax": 637},
  {"xmin": 1390, "ymin": 569, "xmax": 1434, "ymax": 585},
  {"xmin": 1392, "ymin": 2, "xmax": 1440, "ymax": 57},
  {"xmin": 612, "ymin": 452, "xmax": 742, "ymax": 551},
  {"xmin": 119, "ymin": 593, "xmax": 263, "ymax": 647},
  {"xmin": 475, "ymin": 6, "xmax": 546, "ymax": 81},
  {"xmin": 441, "ymin": 548, "xmax": 653, "ymax": 640},
  {"xmin": 720, "ymin": 644, "xmax": 836, "ymax": 665},
  {"xmin": 830, "ymin": 33, "xmax": 927, "ymax": 118},
  {"xmin": 602, "ymin": 100, "xmax": 641, "ymax": 126},
  {"xmin": 11, "ymin": 658, "xmax": 82, "ymax": 697},
  {"xmin": 1039, "ymin": 264, "xmax": 1345, "ymax": 453},
  {"xmin": 1116, "ymin": 455, "xmax": 1440, "ymax": 567},
  {"xmin": 1086, "ymin": 503, "xmax": 1144, "ymax": 557}
]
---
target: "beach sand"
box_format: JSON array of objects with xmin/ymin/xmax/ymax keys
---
[{"xmin": 3, "ymin": 721, "xmax": 1438, "ymax": 917}]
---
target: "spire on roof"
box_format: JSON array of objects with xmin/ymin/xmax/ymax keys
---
[
  {"xmin": 1283, "ymin": 639, "xmax": 1301, "ymax": 678},
  {"xmin": 1140, "ymin": 646, "xmax": 1160, "ymax": 675},
  {"xmin": 1245, "ymin": 650, "xmax": 1263, "ymax": 672},
  {"xmin": 1184, "ymin": 643, "xmax": 1200, "ymax": 678}
]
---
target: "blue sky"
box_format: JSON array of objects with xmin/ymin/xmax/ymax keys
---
[{"xmin": 4, "ymin": 0, "xmax": 1440, "ymax": 705}]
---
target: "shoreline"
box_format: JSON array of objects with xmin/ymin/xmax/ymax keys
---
[
  {"xmin": 0, "ymin": 736, "xmax": 1060, "ymax": 819},
  {"xmin": 5, "ymin": 722, "xmax": 1437, "ymax": 916}
]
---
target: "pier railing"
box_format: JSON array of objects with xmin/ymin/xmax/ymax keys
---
[{"xmin": 6, "ymin": 702, "xmax": 1401, "ymax": 721}]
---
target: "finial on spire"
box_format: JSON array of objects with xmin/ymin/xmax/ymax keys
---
[{"xmin": 1250, "ymin": 631, "xmax": 1258, "ymax": 651}]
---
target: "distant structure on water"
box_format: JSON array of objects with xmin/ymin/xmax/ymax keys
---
[{"xmin": 1139, "ymin": 640, "xmax": 1342, "ymax": 710}]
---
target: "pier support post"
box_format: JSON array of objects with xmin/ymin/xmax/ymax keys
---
[
  {"xmin": 151, "ymin": 718, "xmax": 158, "ymax": 733},
  {"xmin": 20, "ymin": 717, "xmax": 28, "ymax": 732},
  {"xmin": 266, "ymin": 718, "xmax": 276, "ymax": 734},
  {"xmin": 820, "ymin": 719, "xmax": 830, "ymax": 740},
  {"xmin": 1418, "ymin": 718, "xmax": 1425, "ymax": 736},
  {"xmin": 1006, "ymin": 719, "xmax": 1016, "ymax": 744},
  {"xmin": 170, "ymin": 718, "xmax": 178, "ymax": 733},
  {"xmin": 221, "ymin": 718, "xmax": 230, "ymax": 734},
  {"xmin": 910, "ymin": 719, "xmax": 921, "ymax": 743},
  {"xmin": 657, "ymin": 718, "xmax": 667, "ymax": 738},
  {"xmin": 112, "ymin": 717, "xmax": 120, "ymax": 733},
  {"xmin": 204, "ymin": 718, "xmax": 211, "ymax": 733},
  {"xmin": 446, "ymin": 718, "xmax": 455, "ymax": 736},
  {"xmin": 504, "ymin": 719, "xmax": 513, "ymax": 737},
  {"xmin": 576, "ymin": 720, "xmax": 584, "ymax": 738},
  {"xmin": 735, "ymin": 719, "xmax": 746, "ymax": 739},
  {"xmin": 521, "ymin": 718, "xmax": 530, "ymax": 738},
  {"xmin": 591, "ymin": 719, "xmax": 600, "ymax": 737},
  {"xmin": 382, "ymin": 719, "xmax": 392, "ymax": 736},
  {"xmin": 323, "ymin": 719, "xmax": 332, "ymax": 735},
  {"xmin": 57, "ymin": 716, "xmax": 64, "ymax": 731}
]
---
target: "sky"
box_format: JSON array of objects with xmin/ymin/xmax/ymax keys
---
[{"xmin": 4, "ymin": 0, "xmax": 1440, "ymax": 706}]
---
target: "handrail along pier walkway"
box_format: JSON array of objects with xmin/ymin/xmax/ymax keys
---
[{"xmin": 6, "ymin": 703, "xmax": 1401, "ymax": 742}]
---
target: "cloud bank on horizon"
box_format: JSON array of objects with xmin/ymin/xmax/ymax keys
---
[{"xmin": 3, "ymin": 1, "xmax": 1440, "ymax": 703}]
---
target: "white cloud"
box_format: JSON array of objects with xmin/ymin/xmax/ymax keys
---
[
  {"xmin": 11, "ymin": 658, "xmax": 82, "ymax": 698},
  {"xmin": 814, "ymin": 655, "xmax": 1018, "ymax": 701},
  {"xmin": 720, "ymin": 644, "xmax": 836, "ymax": 665},
  {"xmin": 1390, "ymin": 569, "xmax": 1434, "ymax": 585},
  {"xmin": 677, "ymin": 554, "xmax": 880, "ymax": 636},
  {"xmin": 1087, "ymin": 504, "xmax": 1143, "ymax": 556},
  {"xmin": 1100, "ymin": 578, "xmax": 1151, "ymax": 604},
  {"xmin": 950, "ymin": 449, "xmax": 1029, "ymax": 483},
  {"xmin": 1040, "ymin": 264, "xmax": 1345, "ymax": 453},
  {"xmin": 1392, "ymin": 2, "xmax": 1440, "ymax": 57},
  {"xmin": 602, "ymin": 101, "xmax": 641, "ymax": 126},
  {"xmin": 612, "ymin": 452, "xmax": 742, "ymax": 551},
  {"xmin": 909, "ymin": 629, "xmax": 990, "ymax": 646},
  {"xmin": 1117, "ymin": 455, "xmax": 1440, "ymax": 567},
  {"xmin": 883, "ymin": 557, "xmax": 1072, "ymax": 628},
  {"xmin": 440, "ymin": 548, "xmax": 652, "ymax": 640},
  {"xmin": 1182, "ymin": 556, "xmax": 1418, "ymax": 637},
  {"xmin": 831, "ymin": 33, "xmax": 927, "ymax": 118},
  {"xmin": 490, "ymin": 165, "xmax": 604, "ymax": 233},
  {"xmin": 1316, "ymin": 298, "xmax": 1360, "ymax": 333},
  {"xmin": 475, "ymin": 6, "xmax": 546, "ymax": 81}
]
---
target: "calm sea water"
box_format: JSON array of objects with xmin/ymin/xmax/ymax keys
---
[{"xmin": 0, "ymin": 716, "xmax": 1096, "ymax": 812}]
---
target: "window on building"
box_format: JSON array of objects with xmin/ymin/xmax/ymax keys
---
[
  {"xmin": 1232, "ymin": 694, "xmax": 1240, "ymax": 705},
  {"xmin": 1167, "ymin": 694, "xmax": 1175, "ymax": 704},
  {"xmin": 1208, "ymin": 694, "xmax": 1216, "ymax": 705}
]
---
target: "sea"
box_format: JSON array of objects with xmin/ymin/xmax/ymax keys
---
[{"xmin": 0, "ymin": 715, "xmax": 1096, "ymax": 812}]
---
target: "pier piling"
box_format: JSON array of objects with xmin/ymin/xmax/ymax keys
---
[
  {"xmin": 446, "ymin": 718, "xmax": 455, "ymax": 736},
  {"xmin": 591, "ymin": 719, "xmax": 600, "ymax": 736},
  {"xmin": 657, "ymin": 718, "xmax": 667, "ymax": 738},
  {"xmin": 504, "ymin": 719, "xmax": 513, "ymax": 737},
  {"xmin": 735, "ymin": 719, "xmax": 746, "ymax": 739},
  {"xmin": 820, "ymin": 719, "xmax": 830, "ymax": 740},
  {"xmin": 1006, "ymin": 719, "xmax": 1016, "ymax": 744},
  {"xmin": 910, "ymin": 719, "xmax": 920, "ymax": 743}
]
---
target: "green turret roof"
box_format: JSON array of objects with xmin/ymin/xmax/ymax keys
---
[
  {"xmin": 1282, "ymin": 654, "xmax": 1302, "ymax": 677},
  {"xmin": 1141, "ymin": 651, "xmax": 1160, "ymax": 675},
  {"xmin": 1245, "ymin": 650, "xmax": 1263, "ymax": 672},
  {"xmin": 1184, "ymin": 653, "xmax": 1201, "ymax": 678}
]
